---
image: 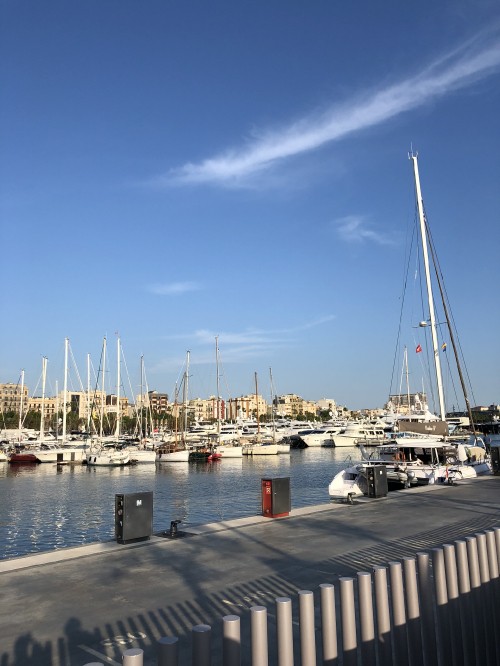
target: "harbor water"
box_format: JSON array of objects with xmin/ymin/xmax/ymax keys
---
[{"xmin": 0, "ymin": 447, "xmax": 358, "ymax": 560}]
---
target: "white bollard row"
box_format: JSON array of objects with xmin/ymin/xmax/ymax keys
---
[{"xmin": 85, "ymin": 527, "xmax": 500, "ymax": 666}]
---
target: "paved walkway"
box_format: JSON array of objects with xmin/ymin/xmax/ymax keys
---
[{"xmin": 1, "ymin": 476, "xmax": 499, "ymax": 665}]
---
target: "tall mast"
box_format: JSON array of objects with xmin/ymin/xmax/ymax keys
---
[
  {"xmin": 215, "ymin": 336, "xmax": 221, "ymax": 436},
  {"xmin": 404, "ymin": 347, "xmax": 411, "ymax": 415},
  {"xmin": 140, "ymin": 355, "xmax": 144, "ymax": 439},
  {"xmin": 55, "ymin": 380, "xmax": 60, "ymax": 441},
  {"xmin": 427, "ymin": 233, "xmax": 478, "ymax": 437},
  {"xmin": 269, "ymin": 367, "xmax": 276, "ymax": 441},
  {"xmin": 183, "ymin": 351, "xmax": 190, "ymax": 434},
  {"xmin": 255, "ymin": 372, "xmax": 260, "ymax": 435},
  {"xmin": 40, "ymin": 356, "xmax": 47, "ymax": 444},
  {"xmin": 18, "ymin": 369, "xmax": 25, "ymax": 442},
  {"xmin": 86, "ymin": 353, "xmax": 91, "ymax": 434},
  {"xmin": 410, "ymin": 153, "xmax": 446, "ymax": 420},
  {"xmin": 100, "ymin": 337, "xmax": 106, "ymax": 439},
  {"xmin": 62, "ymin": 337, "xmax": 69, "ymax": 442},
  {"xmin": 115, "ymin": 335, "xmax": 121, "ymax": 439}
]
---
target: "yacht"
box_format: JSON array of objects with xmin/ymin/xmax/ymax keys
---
[{"xmin": 331, "ymin": 423, "xmax": 387, "ymax": 448}]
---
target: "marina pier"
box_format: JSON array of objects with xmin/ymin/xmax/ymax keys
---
[{"xmin": 1, "ymin": 476, "xmax": 500, "ymax": 665}]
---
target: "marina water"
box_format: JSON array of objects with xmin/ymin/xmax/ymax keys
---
[{"xmin": 0, "ymin": 447, "xmax": 357, "ymax": 560}]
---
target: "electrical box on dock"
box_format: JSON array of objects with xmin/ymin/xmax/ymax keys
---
[
  {"xmin": 261, "ymin": 477, "xmax": 291, "ymax": 518},
  {"xmin": 491, "ymin": 447, "xmax": 500, "ymax": 475},
  {"xmin": 115, "ymin": 492, "xmax": 153, "ymax": 544},
  {"xmin": 366, "ymin": 465, "xmax": 388, "ymax": 498}
]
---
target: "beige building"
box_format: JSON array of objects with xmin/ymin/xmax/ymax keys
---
[
  {"xmin": 315, "ymin": 398, "xmax": 337, "ymax": 415},
  {"xmin": 226, "ymin": 394, "xmax": 268, "ymax": 420},
  {"xmin": 0, "ymin": 382, "xmax": 29, "ymax": 413},
  {"xmin": 275, "ymin": 394, "xmax": 316, "ymax": 418},
  {"xmin": 27, "ymin": 395, "xmax": 58, "ymax": 419}
]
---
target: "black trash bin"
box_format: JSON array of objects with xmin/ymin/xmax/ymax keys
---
[
  {"xmin": 261, "ymin": 477, "xmax": 291, "ymax": 517},
  {"xmin": 115, "ymin": 491, "xmax": 153, "ymax": 544},
  {"xmin": 366, "ymin": 465, "xmax": 388, "ymax": 498}
]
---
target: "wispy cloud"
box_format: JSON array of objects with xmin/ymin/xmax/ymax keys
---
[
  {"xmin": 150, "ymin": 316, "xmax": 336, "ymax": 372},
  {"xmin": 157, "ymin": 27, "xmax": 500, "ymax": 187},
  {"xmin": 147, "ymin": 281, "xmax": 201, "ymax": 296},
  {"xmin": 335, "ymin": 215, "xmax": 396, "ymax": 245}
]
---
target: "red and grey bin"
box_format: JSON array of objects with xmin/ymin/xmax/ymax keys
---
[{"xmin": 261, "ymin": 477, "xmax": 291, "ymax": 518}]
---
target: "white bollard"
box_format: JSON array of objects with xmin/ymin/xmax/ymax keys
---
[
  {"xmin": 122, "ymin": 648, "xmax": 143, "ymax": 665},
  {"xmin": 276, "ymin": 597, "xmax": 294, "ymax": 666},
  {"xmin": 250, "ymin": 606, "xmax": 268, "ymax": 666},
  {"xmin": 319, "ymin": 583, "xmax": 338, "ymax": 666}
]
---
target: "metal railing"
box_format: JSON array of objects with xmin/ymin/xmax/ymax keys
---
[{"xmin": 86, "ymin": 526, "xmax": 500, "ymax": 666}]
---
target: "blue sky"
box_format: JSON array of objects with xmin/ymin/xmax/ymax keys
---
[{"xmin": 1, "ymin": 1, "xmax": 499, "ymax": 412}]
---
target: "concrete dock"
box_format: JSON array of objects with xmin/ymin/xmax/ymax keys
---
[{"xmin": 1, "ymin": 476, "xmax": 499, "ymax": 665}]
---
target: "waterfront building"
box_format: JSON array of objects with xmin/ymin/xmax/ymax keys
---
[
  {"xmin": 226, "ymin": 394, "xmax": 268, "ymax": 421},
  {"xmin": 188, "ymin": 396, "xmax": 226, "ymax": 423},
  {"xmin": 275, "ymin": 393, "xmax": 316, "ymax": 419},
  {"xmin": 315, "ymin": 398, "xmax": 338, "ymax": 416},
  {"xmin": 0, "ymin": 382, "xmax": 29, "ymax": 413}
]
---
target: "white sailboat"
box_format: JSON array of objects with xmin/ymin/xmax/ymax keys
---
[
  {"xmin": 329, "ymin": 152, "xmax": 490, "ymax": 497},
  {"xmin": 157, "ymin": 352, "xmax": 191, "ymax": 462},
  {"xmin": 242, "ymin": 372, "xmax": 279, "ymax": 455},
  {"xmin": 36, "ymin": 338, "xmax": 88, "ymax": 464},
  {"xmin": 270, "ymin": 368, "xmax": 289, "ymax": 454},
  {"xmin": 211, "ymin": 336, "xmax": 243, "ymax": 459},
  {"xmin": 86, "ymin": 337, "xmax": 129, "ymax": 467}
]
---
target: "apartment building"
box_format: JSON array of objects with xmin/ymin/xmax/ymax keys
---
[{"xmin": 0, "ymin": 382, "xmax": 29, "ymax": 413}]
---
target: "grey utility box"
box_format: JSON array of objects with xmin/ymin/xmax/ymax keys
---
[
  {"xmin": 365, "ymin": 465, "xmax": 388, "ymax": 498},
  {"xmin": 115, "ymin": 491, "xmax": 153, "ymax": 544},
  {"xmin": 491, "ymin": 447, "xmax": 500, "ymax": 475}
]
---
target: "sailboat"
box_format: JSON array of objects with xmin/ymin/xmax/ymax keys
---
[
  {"xmin": 329, "ymin": 152, "xmax": 490, "ymax": 497},
  {"xmin": 35, "ymin": 338, "xmax": 88, "ymax": 464},
  {"xmin": 242, "ymin": 372, "xmax": 279, "ymax": 455},
  {"xmin": 86, "ymin": 337, "xmax": 129, "ymax": 467},
  {"xmin": 156, "ymin": 352, "xmax": 191, "ymax": 462},
  {"xmin": 208, "ymin": 336, "xmax": 242, "ymax": 459},
  {"xmin": 9, "ymin": 359, "xmax": 48, "ymax": 463},
  {"xmin": 270, "ymin": 368, "xmax": 290, "ymax": 454}
]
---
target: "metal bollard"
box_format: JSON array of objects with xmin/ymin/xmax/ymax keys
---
[
  {"xmin": 223, "ymin": 615, "xmax": 241, "ymax": 666},
  {"xmin": 357, "ymin": 572, "xmax": 376, "ymax": 666},
  {"xmin": 276, "ymin": 597, "xmax": 294, "ymax": 666},
  {"xmin": 494, "ymin": 527, "xmax": 500, "ymax": 566},
  {"xmin": 192, "ymin": 624, "xmax": 211, "ymax": 666},
  {"xmin": 432, "ymin": 548, "xmax": 450, "ymax": 666},
  {"xmin": 339, "ymin": 577, "xmax": 357, "ymax": 666},
  {"xmin": 416, "ymin": 552, "xmax": 437, "ymax": 666},
  {"xmin": 389, "ymin": 561, "xmax": 408, "ymax": 666},
  {"xmin": 476, "ymin": 533, "xmax": 496, "ymax": 666},
  {"xmin": 454, "ymin": 540, "xmax": 474, "ymax": 666},
  {"xmin": 122, "ymin": 648, "xmax": 143, "ymax": 665},
  {"xmin": 442, "ymin": 544, "xmax": 463, "ymax": 666},
  {"xmin": 158, "ymin": 636, "xmax": 179, "ymax": 666},
  {"xmin": 373, "ymin": 565, "xmax": 393, "ymax": 666},
  {"xmin": 319, "ymin": 583, "xmax": 338, "ymax": 666},
  {"xmin": 466, "ymin": 536, "xmax": 487, "ymax": 665},
  {"xmin": 298, "ymin": 590, "xmax": 316, "ymax": 666},
  {"xmin": 485, "ymin": 530, "xmax": 500, "ymax": 663},
  {"xmin": 403, "ymin": 557, "xmax": 423, "ymax": 666},
  {"xmin": 250, "ymin": 606, "xmax": 268, "ymax": 666}
]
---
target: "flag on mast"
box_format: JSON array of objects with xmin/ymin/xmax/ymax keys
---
[
  {"xmin": 442, "ymin": 342, "xmax": 447, "ymax": 351},
  {"xmin": 416, "ymin": 344, "xmax": 422, "ymax": 353}
]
